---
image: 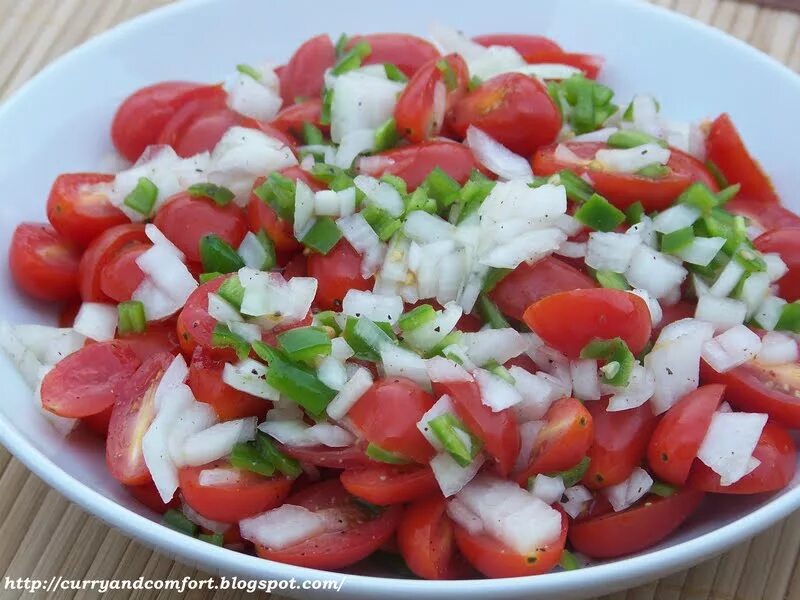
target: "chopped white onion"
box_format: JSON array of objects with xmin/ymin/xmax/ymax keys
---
[
  {"xmin": 461, "ymin": 328, "xmax": 528, "ymax": 366},
  {"xmin": 222, "ymin": 359, "xmax": 279, "ymax": 400},
  {"xmin": 225, "ymin": 71, "xmax": 282, "ymax": 122},
  {"xmin": 240, "ymin": 272, "xmax": 316, "ymax": 326},
  {"xmin": 606, "ymin": 364, "xmax": 655, "ymax": 411},
  {"xmin": 354, "ymin": 175, "xmax": 405, "ymax": 217},
  {"xmin": 604, "ymin": 467, "xmax": 653, "ymax": 512},
  {"xmin": 198, "ymin": 468, "xmax": 241, "ymax": 487},
  {"xmin": 181, "ymin": 417, "xmax": 257, "ymax": 467},
  {"xmin": 237, "ymin": 232, "xmax": 270, "ymax": 269},
  {"xmin": 595, "ymin": 144, "xmax": 670, "ymax": 174},
  {"xmin": 466, "ymin": 126, "xmax": 533, "ymax": 181},
  {"xmin": 334, "ymin": 129, "xmax": 376, "ymax": 169},
  {"xmin": 559, "ymin": 485, "xmax": 593, "ymax": 519},
  {"xmin": 446, "ymin": 498, "xmax": 484, "ymax": 535},
  {"xmin": 695, "ymin": 295, "xmax": 748, "ymax": 332},
  {"xmin": 514, "ymin": 420, "xmax": 544, "ymax": 473},
  {"xmin": 380, "ymin": 344, "xmax": 431, "ymax": 390},
  {"xmin": 585, "ymin": 232, "xmax": 641, "ymax": 274},
  {"xmin": 208, "ymin": 293, "xmax": 242, "ymax": 323},
  {"xmin": 430, "ymin": 452, "xmax": 485, "ymax": 497},
  {"xmin": 676, "ymin": 236, "xmax": 726, "ymax": 267},
  {"xmin": 330, "ymin": 69, "xmax": 403, "ymax": 143},
  {"xmin": 72, "ymin": 302, "xmax": 118, "ymax": 342},
  {"xmin": 474, "ymin": 368, "xmax": 523, "ymax": 412},
  {"xmin": 326, "ymin": 367, "xmax": 373, "ymax": 421},
  {"xmin": 571, "ymin": 127, "xmax": 618, "ymax": 143},
  {"xmin": 8, "ymin": 324, "xmax": 85, "ymax": 367},
  {"xmin": 530, "ymin": 474, "xmax": 567, "ymax": 506},
  {"xmin": 626, "ymin": 246, "xmax": 687, "ymax": 299},
  {"xmin": 739, "ymin": 273, "xmax": 771, "ymax": 318},
  {"xmin": 337, "ymin": 213, "xmax": 386, "ymax": 278},
  {"xmin": 702, "ymin": 325, "xmax": 762, "ymax": 373},
  {"xmin": 764, "ymin": 253, "xmax": 789, "ymax": 282},
  {"xmin": 697, "ymin": 411, "xmax": 767, "ymax": 486},
  {"xmin": 570, "ymin": 359, "xmax": 602, "ymax": 402},
  {"xmin": 510, "ymin": 367, "xmax": 562, "ymax": 421},
  {"xmin": 293, "ymin": 180, "xmax": 316, "ymax": 240},
  {"xmin": 754, "ymin": 296, "xmax": 787, "ymax": 331},
  {"xmin": 652, "ymin": 204, "xmax": 701, "ymax": 234},
  {"xmin": 342, "ymin": 289, "xmax": 403, "ymax": 325},
  {"xmin": 317, "ymin": 356, "xmax": 349, "ymax": 391},
  {"xmin": 167, "ymin": 401, "xmax": 218, "ymax": 467},
  {"xmin": 240, "ymin": 504, "xmax": 328, "ymax": 550},
  {"xmin": 417, "ymin": 394, "xmax": 456, "ymax": 451},
  {"xmin": 709, "ymin": 259, "xmax": 746, "ymax": 298},
  {"xmin": 756, "ymin": 331, "xmax": 799, "ymax": 365}
]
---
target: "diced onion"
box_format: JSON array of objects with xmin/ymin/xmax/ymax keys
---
[
  {"xmin": 695, "ymin": 295, "xmax": 748, "ymax": 332},
  {"xmin": 446, "ymin": 498, "xmax": 483, "ymax": 535},
  {"xmin": 431, "ymin": 452, "xmax": 485, "ymax": 498},
  {"xmin": 208, "ymin": 293, "xmax": 242, "ymax": 323},
  {"xmin": 337, "ymin": 213, "xmax": 386, "ymax": 278},
  {"xmin": 514, "ymin": 419, "xmax": 544, "ymax": 473},
  {"xmin": 756, "ymin": 331, "xmax": 799, "ymax": 365},
  {"xmin": 417, "ymin": 394, "xmax": 456, "ymax": 451},
  {"xmin": 342, "ymin": 289, "xmax": 403, "ymax": 325},
  {"xmin": 354, "ymin": 175, "xmax": 405, "ymax": 217},
  {"xmin": 701, "ymin": 324, "xmax": 762, "ymax": 373},
  {"xmin": 739, "ymin": 273, "xmax": 771, "ymax": 318},
  {"xmin": 326, "ymin": 367, "xmax": 373, "ymax": 421},
  {"xmin": 72, "ymin": 302, "xmax": 118, "ymax": 342},
  {"xmin": 754, "ymin": 296, "xmax": 787, "ymax": 331},
  {"xmin": 240, "ymin": 504, "xmax": 328, "ymax": 550},
  {"xmin": 530, "ymin": 474, "xmax": 566, "ymax": 505},
  {"xmin": 697, "ymin": 411, "xmax": 767, "ymax": 486},
  {"xmin": 317, "ymin": 356, "xmax": 349, "ymax": 391},
  {"xmin": 676, "ymin": 236, "xmax": 726, "ymax": 267},
  {"xmin": 510, "ymin": 366, "xmax": 562, "ymax": 421},
  {"xmin": 427, "ymin": 356, "xmax": 472, "ymax": 383},
  {"xmin": 709, "ymin": 259, "xmax": 746, "ymax": 298},
  {"xmin": 764, "ymin": 253, "xmax": 789, "ymax": 282},
  {"xmin": 585, "ymin": 232, "xmax": 641, "ymax": 273},
  {"xmin": 294, "ymin": 180, "xmax": 316, "ymax": 240},
  {"xmin": 198, "ymin": 468, "xmax": 241, "ymax": 487},
  {"xmin": 466, "ymin": 126, "xmax": 533, "ymax": 181},
  {"xmin": 225, "ymin": 72, "xmax": 281, "ymax": 122},
  {"xmin": 222, "ymin": 359, "xmax": 279, "ymax": 400},
  {"xmin": 559, "ymin": 485, "xmax": 593, "ymax": 519},
  {"xmin": 461, "ymin": 328, "xmax": 528, "ymax": 367},
  {"xmin": 380, "ymin": 344, "xmax": 431, "ymax": 390},
  {"xmin": 626, "ymin": 246, "xmax": 687, "ymax": 299},
  {"xmin": 181, "ymin": 417, "xmax": 257, "ymax": 466},
  {"xmin": 652, "ymin": 204, "xmax": 701, "ymax": 234},
  {"xmin": 570, "ymin": 359, "xmax": 601, "ymax": 402},
  {"xmin": 606, "ymin": 364, "xmax": 655, "ymax": 412},
  {"xmin": 474, "ymin": 368, "xmax": 522, "ymax": 412},
  {"xmin": 604, "ymin": 467, "xmax": 653, "ymax": 512},
  {"xmin": 330, "ymin": 70, "xmax": 404, "ymax": 143},
  {"xmin": 595, "ymin": 144, "xmax": 671, "ymax": 174}
]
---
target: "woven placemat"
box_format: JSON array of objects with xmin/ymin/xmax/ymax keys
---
[{"xmin": 1, "ymin": 1, "xmax": 799, "ymax": 598}]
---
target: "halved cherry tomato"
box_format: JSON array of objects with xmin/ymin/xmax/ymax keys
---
[
  {"xmin": 532, "ymin": 141, "xmax": 717, "ymax": 211},
  {"xmin": 726, "ymin": 196, "xmax": 800, "ymax": 231},
  {"xmin": 647, "ymin": 385, "xmax": 724, "ymax": 486},
  {"xmin": 398, "ymin": 495, "xmax": 472, "ymax": 580},
  {"xmin": 269, "ymin": 98, "xmax": 326, "ymax": 140},
  {"xmin": 188, "ymin": 347, "xmax": 270, "ymax": 421},
  {"xmin": 46, "ymin": 173, "xmax": 127, "ymax": 248},
  {"xmin": 82, "ymin": 406, "xmax": 113, "ymax": 437},
  {"xmin": 116, "ymin": 322, "xmax": 181, "ymax": 362},
  {"xmin": 569, "ymin": 490, "xmax": 705, "ymax": 558},
  {"xmin": 449, "ymin": 73, "xmax": 561, "ymax": 156},
  {"xmin": 523, "ymin": 288, "xmax": 652, "ymax": 359},
  {"xmin": 111, "ymin": 81, "xmax": 205, "ymax": 161},
  {"xmin": 106, "ymin": 352, "xmax": 173, "ymax": 485},
  {"xmin": 454, "ymin": 510, "xmax": 567, "ymax": 578},
  {"xmin": 255, "ymin": 479, "xmax": 402, "ymax": 570},
  {"xmin": 78, "ymin": 223, "xmax": 148, "ymax": 301},
  {"xmin": 346, "ymin": 33, "xmax": 440, "ymax": 77},
  {"xmin": 155, "ymin": 84, "xmax": 232, "ymax": 157},
  {"xmin": 279, "ymin": 34, "xmax": 336, "ymax": 105},
  {"xmin": 282, "ymin": 252, "xmax": 307, "ymax": 278},
  {"xmin": 348, "ymin": 377, "xmax": 437, "ymax": 464},
  {"xmin": 40, "ymin": 341, "xmax": 141, "ymax": 418},
  {"xmin": 99, "ymin": 242, "xmax": 149, "ymax": 302},
  {"xmin": 58, "ymin": 300, "xmax": 81, "ymax": 327},
  {"xmin": 520, "ymin": 51, "xmax": 604, "ymax": 79},
  {"xmin": 433, "ymin": 379, "xmax": 520, "ymax": 476},
  {"xmin": 473, "ymin": 34, "xmax": 562, "ymax": 55},
  {"xmin": 341, "ymin": 464, "xmax": 438, "ymax": 505},
  {"xmin": 9, "ymin": 223, "xmax": 81, "ymax": 301},
  {"xmin": 153, "ymin": 192, "xmax": 248, "ymax": 265},
  {"xmin": 307, "ymin": 239, "xmax": 373, "ymax": 310},
  {"xmin": 754, "ymin": 228, "xmax": 800, "ymax": 301},
  {"xmin": 179, "ymin": 460, "xmax": 292, "ymax": 523},
  {"xmin": 279, "ymin": 443, "xmax": 375, "ymax": 470},
  {"xmin": 707, "ymin": 113, "xmax": 778, "ymax": 204},
  {"xmin": 127, "ymin": 480, "xmax": 180, "ymax": 514},
  {"xmin": 176, "ymin": 276, "xmax": 235, "ymax": 359},
  {"xmin": 687, "ymin": 421, "xmax": 796, "ymax": 494},
  {"xmin": 516, "ymin": 397, "xmax": 594, "ymax": 485},
  {"xmin": 583, "ymin": 398, "xmax": 658, "ymax": 489},
  {"xmin": 489, "ymin": 256, "xmax": 596, "ymax": 322}
]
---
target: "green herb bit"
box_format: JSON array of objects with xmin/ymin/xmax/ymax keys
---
[
  {"xmin": 636, "ymin": 163, "xmax": 671, "ymax": 179},
  {"xmin": 574, "ymin": 193, "xmax": 626, "ymax": 232},
  {"xmin": 361, "ymin": 204, "xmax": 403, "ymax": 241},
  {"xmin": 256, "ymin": 433, "xmax": 302, "ymax": 478},
  {"xmin": 558, "ymin": 169, "xmax": 595, "ymax": 204},
  {"xmin": 423, "ymin": 167, "xmax": 461, "ymax": 207},
  {"xmin": 468, "ymin": 75, "xmax": 483, "ymax": 91},
  {"xmin": 478, "ymin": 294, "xmax": 511, "ymax": 329},
  {"xmin": 123, "ymin": 177, "xmax": 158, "ymax": 216},
  {"xmin": 342, "ymin": 316, "xmax": 396, "ymax": 362},
  {"xmin": 198, "ymin": 532, "xmax": 224, "ymax": 546},
  {"xmin": 217, "ymin": 274, "xmax": 245, "ymax": 309},
  {"xmin": 117, "ymin": 301, "xmax": 147, "ymax": 335},
  {"xmin": 546, "ymin": 456, "xmax": 591, "ymax": 488},
  {"xmin": 404, "ymin": 187, "xmax": 437, "ymax": 215},
  {"xmin": 332, "ymin": 40, "xmax": 371, "ymax": 75},
  {"xmin": 254, "ymin": 229, "xmax": 277, "ymax": 271},
  {"xmin": 624, "ymin": 201, "xmax": 644, "ymax": 225},
  {"xmin": 482, "ymin": 267, "xmax": 512, "ymax": 293},
  {"xmin": 733, "ymin": 245, "xmax": 766, "ymax": 273},
  {"xmin": 198, "ymin": 272, "xmax": 222, "ymax": 283},
  {"xmin": 253, "ymin": 172, "xmax": 296, "ymax": 222},
  {"xmin": 398, "ymin": 304, "xmax": 437, "ymax": 332},
  {"xmin": 374, "ymin": 117, "xmax": 400, "ymax": 152},
  {"xmin": 580, "ymin": 337, "xmax": 634, "ymax": 387},
  {"xmin": 380, "ymin": 174, "xmax": 407, "ymax": 195},
  {"xmin": 594, "ymin": 270, "xmax": 630, "ymax": 290},
  {"xmin": 776, "ymin": 302, "xmax": 800, "ymax": 333},
  {"xmin": 212, "ymin": 323, "xmax": 250, "ymax": 359},
  {"xmin": 435, "ymin": 59, "xmax": 458, "ymax": 91},
  {"xmin": 678, "ymin": 182, "xmax": 719, "ymax": 213},
  {"xmin": 187, "ymin": 182, "xmax": 235, "ymax": 206},
  {"xmin": 302, "ymin": 121, "xmax": 325, "ymax": 146},
  {"xmin": 705, "ymin": 159, "xmax": 729, "ymax": 188},
  {"xmin": 277, "ymin": 326, "xmax": 332, "ymax": 362},
  {"xmin": 649, "ymin": 481, "xmax": 677, "ymax": 497},
  {"xmin": 334, "ymin": 33, "xmax": 349, "ymax": 57},
  {"xmin": 302, "ymin": 217, "xmax": 343, "ymax": 255},
  {"xmin": 559, "ymin": 549, "xmax": 581, "ymax": 571},
  {"xmin": 320, "ymin": 87, "xmax": 334, "ymax": 126},
  {"xmin": 200, "ymin": 234, "xmax": 245, "ymax": 274},
  {"xmin": 366, "ymin": 442, "xmax": 411, "ymax": 464},
  {"xmin": 230, "ymin": 442, "xmax": 275, "ymax": 477},
  {"xmin": 607, "ymin": 130, "xmax": 667, "ymax": 149},
  {"xmin": 162, "ymin": 509, "xmax": 198, "ymax": 536},
  {"xmin": 428, "ymin": 413, "xmax": 482, "ymax": 467},
  {"xmin": 383, "ymin": 63, "xmax": 408, "ymax": 82},
  {"xmin": 313, "ymin": 310, "xmax": 341, "ymax": 335},
  {"xmin": 485, "ymin": 361, "xmax": 515, "ymax": 384},
  {"xmin": 661, "ymin": 226, "xmax": 695, "ymax": 254},
  {"xmin": 716, "ymin": 183, "xmax": 741, "ymax": 205},
  {"xmin": 236, "ymin": 63, "xmax": 261, "ymax": 80}
]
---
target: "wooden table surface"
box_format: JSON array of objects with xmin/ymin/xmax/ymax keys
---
[{"xmin": 1, "ymin": 0, "xmax": 800, "ymax": 598}]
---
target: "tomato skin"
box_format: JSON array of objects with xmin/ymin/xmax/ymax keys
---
[
  {"xmin": 583, "ymin": 399, "xmax": 658, "ymax": 489},
  {"xmin": 348, "ymin": 377, "xmax": 437, "ymax": 464},
  {"xmin": 346, "ymin": 33, "xmax": 440, "ymax": 77},
  {"xmin": 520, "ymin": 51, "xmax": 604, "ymax": 79},
  {"xmin": 707, "ymin": 113, "xmax": 778, "ymax": 204},
  {"xmin": 754, "ymin": 228, "xmax": 800, "ymax": 302},
  {"xmin": 9, "ymin": 223, "xmax": 81, "ymax": 301},
  {"xmin": 82, "ymin": 406, "xmax": 113, "ymax": 437},
  {"xmin": 176, "ymin": 277, "xmax": 234, "ymax": 359},
  {"xmin": 99, "ymin": 242, "xmax": 148, "ymax": 302},
  {"xmin": 473, "ymin": 34, "xmax": 562, "ymax": 55},
  {"xmin": 647, "ymin": 385, "xmax": 724, "ymax": 486},
  {"xmin": 340, "ymin": 464, "xmax": 438, "ymax": 505},
  {"xmin": 179, "ymin": 461, "xmax": 292, "ymax": 523},
  {"xmin": 569, "ymin": 490, "xmax": 705, "ymax": 559},
  {"xmin": 78, "ymin": 223, "xmax": 148, "ymax": 301},
  {"xmin": 280, "ymin": 34, "xmax": 335, "ymax": 105},
  {"xmin": 489, "ymin": 256, "xmax": 596, "ymax": 322},
  {"xmin": 155, "ymin": 84, "xmax": 233, "ymax": 157},
  {"xmin": 726, "ymin": 196, "xmax": 800, "ymax": 231},
  {"xmin": 307, "ymin": 239, "xmax": 373, "ymax": 310},
  {"xmin": 126, "ymin": 480, "xmax": 180, "ymax": 514},
  {"xmin": 116, "ymin": 323, "xmax": 181, "ymax": 363},
  {"xmin": 269, "ymin": 98, "xmax": 326, "ymax": 140},
  {"xmin": 523, "ymin": 288, "xmax": 652, "ymax": 359},
  {"xmin": 279, "ymin": 444, "xmax": 375, "ymax": 470},
  {"xmin": 449, "ymin": 73, "xmax": 561, "ymax": 156}
]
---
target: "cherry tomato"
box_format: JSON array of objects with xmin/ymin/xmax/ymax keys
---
[
  {"xmin": 433, "ymin": 380, "xmax": 520, "ymax": 476},
  {"xmin": 348, "ymin": 377, "xmax": 437, "ymax": 464},
  {"xmin": 127, "ymin": 480, "xmax": 180, "ymax": 514},
  {"xmin": 269, "ymin": 98, "xmax": 326, "ymax": 140},
  {"xmin": 517, "ymin": 397, "xmax": 594, "ymax": 486},
  {"xmin": 9, "ymin": 223, "xmax": 81, "ymax": 301},
  {"xmin": 707, "ymin": 113, "xmax": 778, "ymax": 204},
  {"xmin": 46, "ymin": 173, "xmax": 127, "ymax": 248},
  {"xmin": 687, "ymin": 421, "xmax": 796, "ymax": 494},
  {"xmin": 116, "ymin": 322, "xmax": 181, "ymax": 362},
  {"xmin": 58, "ymin": 300, "xmax": 81, "ymax": 327},
  {"xmin": 78, "ymin": 223, "xmax": 148, "ymax": 301},
  {"xmin": 280, "ymin": 34, "xmax": 336, "ymax": 105},
  {"xmin": 584, "ymin": 398, "xmax": 658, "ymax": 489},
  {"xmin": 346, "ymin": 34, "xmax": 440, "ymax": 77},
  {"xmin": 489, "ymin": 256, "xmax": 596, "ymax": 322},
  {"xmin": 754, "ymin": 228, "xmax": 800, "ymax": 301},
  {"xmin": 341, "ymin": 464, "xmax": 438, "ymax": 506},
  {"xmin": 473, "ymin": 34, "xmax": 562, "ymax": 55},
  {"xmin": 282, "ymin": 252, "xmax": 307, "ymax": 278},
  {"xmin": 155, "ymin": 84, "xmax": 232, "ymax": 157},
  {"xmin": 176, "ymin": 276, "xmax": 234, "ymax": 359},
  {"xmin": 523, "ymin": 288, "xmax": 652, "ymax": 359},
  {"xmin": 449, "ymin": 73, "xmax": 561, "ymax": 156},
  {"xmin": 82, "ymin": 406, "xmax": 113, "ymax": 437},
  {"xmin": 569, "ymin": 490, "xmax": 704, "ymax": 558},
  {"xmin": 106, "ymin": 352, "xmax": 174, "ymax": 485},
  {"xmin": 726, "ymin": 196, "xmax": 800, "ymax": 231},
  {"xmin": 647, "ymin": 385, "xmax": 723, "ymax": 486},
  {"xmin": 111, "ymin": 81, "xmax": 205, "ymax": 161},
  {"xmin": 279, "ymin": 443, "xmax": 375, "ymax": 470},
  {"xmin": 40, "ymin": 341, "xmax": 141, "ymax": 418},
  {"xmin": 307, "ymin": 239, "xmax": 373, "ymax": 310},
  {"xmin": 533, "ymin": 141, "xmax": 717, "ymax": 211},
  {"xmin": 255, "ymin": 479, "xmax": 402, "ymax": 570},
  {"xmin": 99, "ymin": 242, "xmax": 149, "ymax": 302},
  {"xmin": 179, "ymin": 460, "xmax": 292, "ymax": 523},
  {"xmin": 519, "ymin": 51, "xmax": 604, "ymax": 79}
]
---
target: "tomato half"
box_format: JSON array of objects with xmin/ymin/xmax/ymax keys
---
[
  {"xmin": 269, "ymin": 99, "xmax": 326, "ymax": 141},
  {"xmin": 9, "ymin": 223, "xmax": 81, "ymax": 301},
  {"xmin": 754, "ymin": 228, "xmax": 800, "ymax": 302},
  {"xmin": 127, "ymin": 480, "xmax": 180, "ymax": 514},
  {"xmin": 520, "ymin": 51, "xmax": 604, "ymax": 79},
  {"xmin": 99, "ymin": 242, "xmax": 149, "ymax": 302},
  {"xmin": 116, "ymin": 322, "xmax": 181, "ymax": 363},
  {"xmin": 278, "ymin": 443, "xmax": 375, "ymax": 470},
  {"xmin": 82, "ymin": 406, "xmax": 113, "ymax": 437},
  {"xmin": 176, "ymin": 276, "xmax": 235, "ymax": 359},
  {"xmin": 340, "ymin": 464, "xmax": 438, "ymax": 505},
  {"xmin": 346, "ymin": 33, "xmax": 440, "ymax": 77},
  {"xmin": 473, "ymin": 34, "xmax": 562, "ymax": 55},
  {"xmin": 523, "ymin": 288, "xmax": 652, "ymax": 359},
  {"xmin": 279, "ymin": 34, "xmax": 336, "ymax": 105},
  {"xmin": 307, "ymin": 239, "xmax": 373, "ymax": 310},
  {"xmin": 726, "ymin": 196, "xmax": 800, "ymax": 231},
  {"xmin": 78, "ymin": 223, "xmax": 148, "ymax": 301}
]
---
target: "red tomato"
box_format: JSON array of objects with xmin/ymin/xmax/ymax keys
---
[
  {"xmin": 655, "ymin": 300, "xmax": 696, "ymax": 336},
  {"xmin": 569, "ymin": 490, "xmax": 705, "ymax": 558},
  {"xmin": 282, "ymin": 252, "xmax": 307, "ymax": 278},
  {"xmin": 9, "ymin": 223, "xmax": 81, "ymax": 301},
  {"xmin": 280, "ymin": 34, "xmax": 335, "ymax": 105},
  {"xmin": 473, "ymin": 34, "xmax": 562, "ymax": 55},
  {"xmin": 99, "ymin": 242, "xmax": 149, "ymax": 302},
  {"xmin": 348, "ymin": 377, "xmax": 437, "ymax": 464},
  {"xmin": 188, "ymin": 347, "xmax": 270, "ymax": 421},
  {"xmin": 106, "ymin": 352, "xmax": 174, "ymax": 485},
  {"xmin": 179, "ymin": 460, "xmax": 292, "ymax": 523},
  {"xmin": 687, "ymin": 421, "xmax": 796, "ymax": 494},
  {"xmin": 517, "ymin": 397, "xmax": 594, "ymax": 486},
  {"xmin": 46, "ymin": 173, "xmax": 127, "ymax": 248},
  {"xmin": 754, "ymin": 228, "xmax": 800, "ymax": 301},
  {"xmin": 340, "ymin": 464, "xmax": 438, "ymax": 505},
  {"xmin": 176, "ymin": 277, "xmax": 233, "ymax": 359},
  {"xmin": 126, "ymin": 480, "xmax": 180, "ymax": 514},
  {"xmin": 523, "ymin": 288, "xmax": 652, "ymax": 359},
  {"xmin": 707, "ymin": 113, "xmax": 778, "ymax": 204},
  {"xmin": 153, "ymin": 192, "xmax": 248, "ymax": 265},
  {"xmin": 584, "ymin": 399, "xmax": 658, "ymax": 489},
  {"xmin": 520, "ymin": 51, "xmax": 604, "ymax": 79},
  {"xmin": 155, "ymin": 84, "xmax": 234, "ymax": 157},
  {"xmin": 488, "ymin": 256, "xmax": 596, "ymax": 322},
  {"xmin": 454, "ymin": 510, "xmax": 567, "ymax": 578},
  {"xmin": 398, "ymin": 495, "xmax": 472, "ymax": 580},
  {"xmin": 346, "ymin": 34, "xmax": 440, "ymax": 77},
  {"xmin": 58, "ymin": 300, "xmax": 81, "ymax": 327},
  {"xmin": 358, "ymin": 141, "xmax": 480, "ymax": 190},
  {"xmin": 449, "ymin": 73, "xmax": 561, "ymax": 156},
  {"xmin": 255, "ymin": 479, "xmax": 402, "ymax": 570},
  {"xmin": 307, "ymin": 239, "xmax": 373, "ymax": 310},
  {"xmin": 433, "ymin": 380, "xmax": 520, "ymax": 476},
  {"xmin": 269, "ymin": 98, "xmax": 326, "ymax": 140},
  {"xmin": 82, "ymin": 406, "xmax": 113, "ymax": 437},
  {"xmin": 532, "ymin": 141, "xmax": 717, "ymax": 211},
  {"xmin": 111, "ymin": 81, "xmax": 205, "ymax": 161},
  {"xmin": 78, "ymin": 223, "xmax": 148, "ymax": 301},
  {"xmin": 647, "ymin": 385, "xmax": 723, "ymax": 486},
  {"xmin": 279, "ymin": 443, "xmax": 375, "ymax": 470},
  {"xmin": 40, "ymin": 341, "xmax": 141, "ymax": 418},
  {"xmin": 117, "ymin": 322, "xmax": 181, "ymax": 363},
  {"xmin": 726, "ymin": 196, "xmax": 800, "ymax": 231}
]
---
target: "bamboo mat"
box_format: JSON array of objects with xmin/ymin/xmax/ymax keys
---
[{"xmin": 1, "ymin": 0, "xmax": 800, "ymax": 598}]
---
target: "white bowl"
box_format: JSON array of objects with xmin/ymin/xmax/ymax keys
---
[{"xmin": 1, "ymin": 0, "xmax": 799, "ymax": 597}]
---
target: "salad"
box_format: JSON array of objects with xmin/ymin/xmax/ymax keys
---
[{"xmin": 3, "ymin": 26, "xmax": 799, "ymax": 579}]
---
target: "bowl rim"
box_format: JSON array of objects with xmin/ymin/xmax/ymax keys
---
[{"xmin": 1, "ymin": 0, "xmax": 800, "ymax": 595}]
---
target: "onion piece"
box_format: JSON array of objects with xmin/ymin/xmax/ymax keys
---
[
  {"xmin": 294, "ymin": 180, "xmax": 316, "ymax": 240},
  {"xmin": 697, "ymin": 411, "xmax": 767, "ymax": 486},
  {"xmin": 754, "ymin": 296, "xmax": 787, "ymax": 331},
  {"xmin": 326, "ymin": 367, "xmax": 373, "ymax": 421},
  {"xmin": 380, "ymin": 344, "xmax": 431, "ymax": 390},
  {"xmin": 531, "ymin": 474, "xmax": 567, "ymax": 505},
  {"xmin": 461, "ymin": 328, "xmax": 528, "ymax": 366},
  {"xmin": 240, "ymin": 504, "xmax": 328, "ymax": 550},
  {"xmin": 604, "ymin": 467, "xmax": 653, "ymax": 512},
  {"xmin": 625, "ymin": 246, "xmax": 687, "ymax": 299},
  {"xmin": 417, "ymin": 394, "xmax": 456, "ymax": 451},
  {"xmin": 354, "ymin": 175, "xmax": 405, "ymax": 217},
  {"xmin": 317, "ymin": 356, "xmax": 348, "ymax": 391},
  {"xmin": 167, "ymin": 401, "xmax": 218, "ymax": 467},
  {"xmin": 570, "ymin": 359, "xmax": 601, "ymax": 402},
  {"xmin": 606, "ymin": 364, "xmax": 655, "ymax": 412},
  {"xmin": 72, "ymin": 302, "xmax": 118, "ymax": 342},
  {"xmin": 701, "ymin": 325, "xmax": 762, "ymax": 373},
  {"xmin": 466, "ymin": 126, "xmax": 533, "ymax": 181},
  {"xmin": 694, "ymin": 295, "xmax": 748, "ymax": 332},
  {"xmin": 676, "ymin": 236, "xmax": 726, "ymax": 267},
  {"xmin": 629, "ymin": 288, "xmax": 663, "ymax": 327},
  {"xmin": 181, "ymin": 417, "xmax": 257, "ymax": 467},
  {"xmin": 427, "ymin": 356, "xmax": 472, "ymax": 383},
  {"xmin": 510, "ymin": 367, "xmax": 562, "ymax": 421},
  {"xmin": 342, "ymin": 289, "xmax": 403, "ymax": 325},
  {"xmin": 514, "ymin": 419, "xmax": 544, "ymax": 473},
  {"xmin": 199, "ymin": 468, "xmax": 241, "ymax": 487},
  {"xmin": 208, "ymin": 293, "xmax": 242, "ymax": 323},
  {"xmin": 430, "ymin": 452, "xmax": 485, "ymax": 497},
  {"xmin": 585, "ymin": 232, "xmax": 641, "ymax": 274},
  {"xmin": 764, "ymin": 253, "xmax": 789, "ymax": 282},
  {"xmin": 9, "ymin": 324, "xmax": 85, "ymax": 367},
  {"xmin": 474, "ymin": 368, "xmax": 522, "ymax": 412},
  {"xmin": 446, "ymin": 498, "xmax": 483, "ymax": 535},
  {"xmin": 559, "ymin": 485, "xmax": 593, "ymax": 519},
  {"xmin": 652, "ymin": 204, "xmax": 701, "ymax": 234},
  {"xmin": 709, "ymin": 259, "xmax": 746, "ymax": 298},
  {"xmin": 222, "ymin": 359, "xmax": 279, "ymax": 400},
  {"xmin": 756, "ymin": 331, "xmax": 799, "ymax": 365}
]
